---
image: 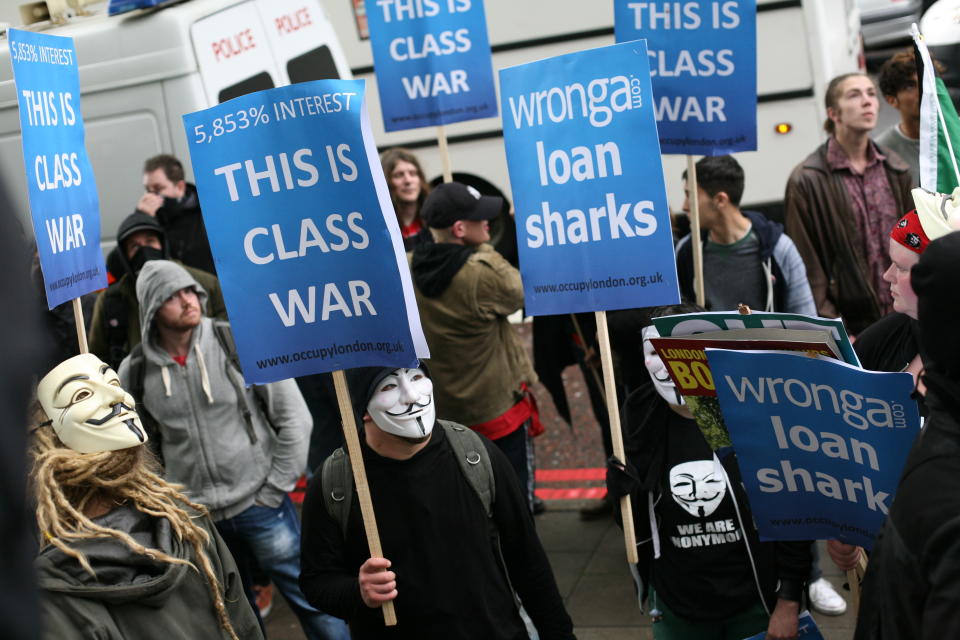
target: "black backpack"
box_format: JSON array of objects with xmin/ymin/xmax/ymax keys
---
[{"xmin": 320, "ymin": 421, "xmax": 495, "ymax": 538}]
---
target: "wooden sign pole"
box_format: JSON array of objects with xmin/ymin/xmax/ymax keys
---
[
  {"xmin": 686, "ymin": 155, "xmax": 705, "ymax": 307},
  {"xmin": 331, "ymin": 370, "xmax": 397, "ymax": 626},
  {"xmin": 595, "ymin": 310, "xmax": 638, "ymax": 563},
  {"xmin": 848, "ymin": 548, "xmax": 867, "ymax": 615},
  {"xmin": 437, "ymin": 125, "xmax": 453, "ymax": 183},
  {"xmin": 72, "ymin": 298, "xmax": 88, "ymax": 354}
]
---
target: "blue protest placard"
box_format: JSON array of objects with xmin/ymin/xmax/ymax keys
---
[
  {"xmin": 499, "ymin": 41, "xmax": 680, "ymax": 315},
  {"xmin": 9, "ymin": 29, "xmax": 107, "ymax": 309},
  {"xmin": 183, "ymin": 79, "xmax": 428, "ymax": 384},
  {"xmin": 744, "ymin": 611, "xmax": 823, "ymax": 640},
  {"xmin": 614, "ymin": 0, "xmax": 757, "ymax": 155},
  {"xmin": 708, "ymin": 350, "xmax": 920, "ymax": 549},
  {"xmin": 366, "ymin": 0, "xmax": 497, "ymax": 131}
]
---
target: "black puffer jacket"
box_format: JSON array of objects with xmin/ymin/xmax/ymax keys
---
[
  {"xmin": 148, "ymin": 183, "xmax": 216, "ymax": 275},
  {"xmin": 853, "ymin": 390, "xmax": 960, "ymax": 639}
]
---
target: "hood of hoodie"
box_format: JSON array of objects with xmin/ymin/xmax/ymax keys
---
[
  {"xmin": 135, "ymin": 260, "xmax": 209, "ymax": 365},
  {"xmin": 912, "ymin": 231, "xmax": 960, "ymax": 416},
  {"xmin": 116, "ymin": 212, "xmax": 169, "ymax": 277},
  {"xmin": 411, "ymin": 242, "xmax": 475, "ymax": 297},
  {"xmin": 35, "ymin": 503, "xmax": 190, "ymax": 606}
]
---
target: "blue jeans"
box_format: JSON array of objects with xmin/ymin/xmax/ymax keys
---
[{"xmin": 216, "ymin": 495, "xmax": 350, "ymax": 640}]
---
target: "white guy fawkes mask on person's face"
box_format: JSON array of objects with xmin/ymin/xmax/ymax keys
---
[
  {"xmin": 642, "ymin": 325, "xmax": 686, "ymax": 408},
  {"xmin": 367, "ymin": 368, "xmax": 436, "ymax": 439},
  {"xmin": 37, "ymin": 354, "xmax": 147, "ymax": 454}
]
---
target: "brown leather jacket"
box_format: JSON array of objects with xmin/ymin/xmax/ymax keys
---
[{"xmin": 784, "ymin": 140, "xmax": 912, "ymax": 335}]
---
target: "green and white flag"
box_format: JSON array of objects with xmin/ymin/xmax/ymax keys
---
[{"xmin": 914, "ymin": 26, "xmax": 960, "ymax": 193}]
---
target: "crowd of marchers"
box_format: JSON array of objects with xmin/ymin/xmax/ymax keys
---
[{"xmin": 15, "ymin": 46, "xmax": 960, "ymax": 640}]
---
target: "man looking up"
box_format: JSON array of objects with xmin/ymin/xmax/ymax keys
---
[
  {"xmin": 785, "ymin": 73, "xmax": 913, "ymax": 335},
  {"xmin": 88, "ymin": 212, "xmax": 225, "ymax": 370},
  {"xmin": 137, "ymin": 154, "xmax": 216, "ymax": 274},
  {"xmin": 118, "ymin": 260, "xmax": 347, "ymax": 640},
  {"xmin": 676, "ymin": 155, "xmax": 815, "ymax": 315},
  {"xmin": 408, "ymin": 182, "xmax": 541, "ymax": 510}
]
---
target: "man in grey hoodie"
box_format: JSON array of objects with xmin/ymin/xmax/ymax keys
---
[{"xmin": 118, "ymin": 260, "xmax": 348, "ymax": 640}]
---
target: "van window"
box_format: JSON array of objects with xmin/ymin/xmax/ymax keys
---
[
  {"xmin": 287, "ymin": 45, "xmax": 339, "ymax": 83},
  {"xmin": 218, "ymin": 71, "xmax": 275, "ymax": 103}
]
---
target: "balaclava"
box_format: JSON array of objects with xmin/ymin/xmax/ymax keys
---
[{"xmin": 116, "ymin": 212, "xmax": 168, "ymax": 276}]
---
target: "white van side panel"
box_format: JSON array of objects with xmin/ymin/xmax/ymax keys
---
[{"xmin": 162, "ymin": 73, "xmax": 212, "ymax": 184}]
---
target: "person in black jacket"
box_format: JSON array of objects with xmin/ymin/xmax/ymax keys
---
[
  {"xmin": 299, "ymin": 365, "xmax": 575, "ymax": 639},
  {"xmin": 607, "ymin": 305, "xmax": 812, "ymax": 640},
  {"xmin": 853, "ymin": 231, "xmax": 960, "ymax": 639},
  {"xmin": 137, "ymin": 154, "xmax": 216, "ymax": 274}
]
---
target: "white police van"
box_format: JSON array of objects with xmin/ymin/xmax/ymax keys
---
[{"xmin": 0, "ymin": 0, "xmax": 351, "ymax": 245}]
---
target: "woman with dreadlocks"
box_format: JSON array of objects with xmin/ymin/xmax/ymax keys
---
[{"xmin": 30, "ymin": 353, "xmax": 262, "ymax": 640}]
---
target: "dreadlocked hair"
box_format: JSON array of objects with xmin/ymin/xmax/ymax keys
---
[{"xmin": 29, "ymin": 405, "xmax": 239, "ymax": 640}]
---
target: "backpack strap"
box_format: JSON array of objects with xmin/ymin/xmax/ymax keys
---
[
  {"xmin": 211, "ymin": 320, "xmax": 275, "ymax": 439},
  {"xmin": 441, "ymin": 421, "xmax": 495, "ymax": 518},
  {"xmin": 321, "ymin": 447, "xmax": 353, "ymax": 539},
  {"xmin": 319, "ymin": 422, "xmax": 497, "ymax": 538}
]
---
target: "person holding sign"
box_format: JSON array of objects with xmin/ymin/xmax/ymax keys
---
[
  {"xmin": 853, "ymin": 231, "xmax": 960, "ymax": 639},
  {"xmin": 785, "ymin": 73, "xmax": 913, "ymax": 336},
  {"xmin": 299, "ymin": 365, "xmax": 574, "ymax": 639},
  {"xmin": 606, "ymin": 306, "xmax": 812, "ymax": 640},
  {"xmin": 380, "ymin": 148, "xmax": 431, "ymax": 250},
  {"xmin": 116, "ymin": 260, "xmax": 348, "ymax": 640},
  {"xmin": 31, "ymin": 354, "xmax": 262, "ymax": 640},
  {"xmin": 676, "ymin": 155, "xmax": 815, "ymax": 315},
  {"xmin": 408, "ymin": 182, "xmax": 540, "ymax": 510}
]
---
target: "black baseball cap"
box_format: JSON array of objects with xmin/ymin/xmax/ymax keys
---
[{"xmin": 421, "ymin": 182, "xmax": 503, "ymax": 229}]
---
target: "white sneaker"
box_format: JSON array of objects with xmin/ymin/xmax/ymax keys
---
[{"xmin": 808, "ymin": 577, "xmax": 847, "ymax": 616}]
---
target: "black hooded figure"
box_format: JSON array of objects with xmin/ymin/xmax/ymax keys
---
[
  {"xmin": 87, "ymin": 212, "xmax": 227, "ymax": 370},
  {"xmin": 854, "ymin": 231, "xmax": 960, "ymax": 639}
]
